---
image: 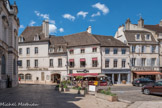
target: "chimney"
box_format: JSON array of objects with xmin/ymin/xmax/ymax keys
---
[
  {"xmin": 125, "ymin": 18, "xmax": 131, "ymax": 30},
  {"xmin": 87, "ymin": 26, "xmax": 92, "ymax": 33},
  {"xmin": 138, "ymin": 17, "xmax": 144, "ymax": 28},
  {"xmin": 159, "ymin": 20, "xmax": 162, "ymax": 27},
  {"xmin": 42, "ymin": 20, "xmax": 49, "ymax": 38}
]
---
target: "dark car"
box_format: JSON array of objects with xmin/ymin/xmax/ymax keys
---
[
  {"xmin": 142, "ymin": 81, "xmax": 162, "ymax": 95},
  {"xmin": 132, "ymin": 78, "xmax": 154, "ymax": 87}
]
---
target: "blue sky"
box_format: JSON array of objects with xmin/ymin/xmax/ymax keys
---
[{"xmin": 10, "ymin": 0, "xmax": 162, "ymax": 36}]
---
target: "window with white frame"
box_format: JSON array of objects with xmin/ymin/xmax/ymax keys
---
[
  {"xmin": 26, "ymin": 60, "xmax": 30, "ymax": 68},
  {"xmin": 141, "ymin": 58, "xmax": 146, "ymax": 66},
  {"xmin": 57, "ymin": 46, "xmax": 63, "ymax": 52},
  {"xmin": 34, "ymin": 34, "xmax": 40, "ymax": 41},
  {"xmin": 105, "ymin": 48, "xmax": 110, "ymax": 54},
  {"xmin": 122, "ymin": 48, "xmax": 126, "ymax": 54},
  {"xmin": 105, "ymin": 59, "xmax": 109, "ymax": 68},
  {"xmin": 19, "ymin": 48, "xmax": 22, "ymax": 55},
  {"xmin": 122, "ymin": 59, "xmax": 126, "ymax": 68},
  {"xmin": 58, "ymin": 58, "xmax": 62, "ymax": 67},
  {"xmin": 113, "ymin": 48, "xmax": 118, "ymax": 54},
  {"xmin": 26, "ymin": 48, "xmax": 30, "ymax": 54},
  {"xmin": 81, "ymin": 48, "xmax": 85, "ymax": 53},
  {"xmin": 136, "ymin": 34, "xmax": 141, "ymax": 40},
  {"xmin": 131, "ymin": 58, "xmax": 136, "ymax": 66},
  {"xmin": 151, "ymin": 58, "xmax": 156, "ymax": 66},
  {"xmin": 49, "ymin": 59, "xmax": 53, "ymax": 67},
  {"xmin": 19, "ymin": 37, "xmax": 24, "ymax": 42},
  {"xmin": 35, "ymin": 59, "xmax": 38, "ymax": 68},
  {"xmin": 152, "ymin": 46, "xmax": 156, "ymax": 53},
  {"xmin": 145, "ymin": 34, "xmax": 151, "ymax": 40},
  {"xmin": 132, "ymin": 45, "xmax": 136, "ymax": 53},
  {"xmin": 35, "ymin": 47, "xmax": 38, "ymax": 54},
  {"xmin": 113, "ymin": 59, "xmax": 118, "ymax": 68}
]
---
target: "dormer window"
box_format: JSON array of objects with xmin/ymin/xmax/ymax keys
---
[
  {"xmin": 19, "ymin": 37, "xmax": 24, "ymax": 42},
  {"xmin": 57, "ymin": 46, "xmax": 63, "ymax": 52},
  {"xmin": 34, "ymin": 34, "xmax": 40, "ymax": 41},
  {"xmin": 145, "ymin": 34, "xmax": 151, "ymax": 41},
  {"xmin": 49, "ymin": 48, "xmax": 54, "ymax": 53},
  {"xmin": 136, "ymin": 34, "xmax": 141, "ymax": 40}
]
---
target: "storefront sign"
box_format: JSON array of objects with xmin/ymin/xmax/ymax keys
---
[
  {"xmin": 89, "ymin": 85, "xmax": 96, "ymax": 92},
  {"xmin": 77, "ymin": 69, "xmax": 89, "ymax": 73}
]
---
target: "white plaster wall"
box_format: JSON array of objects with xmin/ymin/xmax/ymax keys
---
[
  {"xmin": 68, "ymin": 45, "xmax": 101, "ymax": 73},
  {"xmin": 102, "ymin": 47, "xmax": 130, "ymax": 69}
]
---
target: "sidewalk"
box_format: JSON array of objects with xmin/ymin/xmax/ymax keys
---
[{"xmin": 128, "ymin": 101, "xmax": 162, "ymax": 108}]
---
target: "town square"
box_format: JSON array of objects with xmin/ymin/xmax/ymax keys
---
[{"xmin": 0, "ymin": 0, "xmax": 162, "ymax": 108}]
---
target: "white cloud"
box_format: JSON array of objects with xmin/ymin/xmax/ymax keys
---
[
  {"xmin": 34, "ymin": 11, "xmax": 49, "ymax": 19},
  {"xmin": 20, "ymin": 25, "xmax": 25, "ymax": 29},
  {"xmin": 77, "ymin": 11, "xmax": 88, "ymax": 18},
  {"xmin": 92, "ymin": 2, "xmax": 109, "ymax": 15},
  {"xmin": 62, "ymin": 14, "xmax": 75, "ymax": 21},
  {"xmin": 34, "ymin": 11, "xmax": 58, "ymax": 34},
  {"xmin": 91, "ymin": 12, "xmax": 101, "ymax": 17},
  {"xmin": 49, "ymin": 20, "xmax": 55, "ymax": 24},
  {"xmin": 29, "ymin": 20, "xmax": 36, "ymax": 26},
  {"xmin": 59, "ymin": 28, "xmax": 64, "ymax": 33},
  {"xmin": 49, "ymin": 24, "xmax": 57, "ymax": 33}
]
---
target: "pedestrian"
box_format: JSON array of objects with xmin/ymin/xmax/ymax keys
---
[{"xmin": 19, "ymin": 77, "xmax": 21, "ymax": 83}]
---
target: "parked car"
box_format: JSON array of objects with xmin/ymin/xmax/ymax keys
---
[
  {"xmin": 142, "ymin": 80, "xmax": 162, "ymax": 95},
  {"xmin": 132, "ymin": 78, "xmax": 154, "ymax": 87}
]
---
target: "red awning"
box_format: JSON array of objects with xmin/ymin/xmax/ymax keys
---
[
  {"xmin": 80, "ymin": 58, "xmax": 85, "ymax": 61},
  {"xmin": 93, "ymin": 47, "xmax": 97, "ymax": 49},
  {"xmin": 69, "ymin": 59, "xmax": 74, "ymax": 62},
  {"xmin": 92, "ymin": 57, "xmax": 97, "ymax": 61},
  {"xmin": 69, "ymin": 49, "xmax": 73, "ymax": 51},
  {"xmin": 134, "ymin": 72, "xmax": 162, "ymax": 75},
  {"xmin": 69, "ymin": 73, "xmax": 98, "ymax": 77}
]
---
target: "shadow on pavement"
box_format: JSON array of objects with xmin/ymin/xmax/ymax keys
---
[{"xmin": 0, "ymin": 84, "xmax": 83, "ymax": 108}]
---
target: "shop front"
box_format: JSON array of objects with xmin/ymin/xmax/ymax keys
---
[
  {"xmin": 133, "ymin": 71, "xmax": 162, "ymax": 81},
  {"xmin": 102, "ymin": 69, "xmax": 131, "ymax": 84}
]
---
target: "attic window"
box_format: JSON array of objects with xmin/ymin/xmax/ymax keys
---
[
  {"xmin": 49, "ymin": 48, "xmax": 54, "ymax": 53},
  {"xmin": 19, "ymin": 37, "xmax": 24, "ymax": 42},
  {"xmin": 145, "ymin": 34, "xmax": 151, "ymax": 40},
  {"xmin": 135, "ymin": 34, "xmax": 141, "ymax": 40},
  {"xmin": 57, "ymin": 46, "xmax": 63, "ymax": 52},
  {"xmin": 34, "ymin": 34, "xmax": 40, "ymax": 41}
]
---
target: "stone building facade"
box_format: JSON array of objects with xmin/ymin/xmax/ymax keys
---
[
  {"xmin": 0, "ymin": 0, "xmax": 19, "ymax": 88},
  {"xmin": 94, "ymin": 35, "xmax": 131, "ymax": 84},
  {"xmin": 18, "ymin": 23, "xmax": 130, "ymax": 84},
  {"xmin": 115, "ymin": 18, "xmax": 161, "ymax": 81}
]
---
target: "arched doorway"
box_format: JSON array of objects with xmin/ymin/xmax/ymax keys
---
[
  {"xmin": 19, "ymin": 74, "xmax": 24, "ymax": 80},
  {"xmin": 25, "ymin": 74, "xmax": 32, "ymax": 80},
  {"xmin": 51, "ymin": 74, "xmax": 60, "ymax": 83}
]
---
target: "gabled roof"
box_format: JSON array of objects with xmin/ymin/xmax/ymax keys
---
[
  {"xmin": 49, "ymin": 36, "xmax": 67, "ymax": 53},
  {"xmin": 63, "ymin": 32, "xmax": 100, "ymax": 47},
  {"xmin": 124, "ymin": 30, "xmax": 157, "ymax": 43},
  {"xmin": 144, "ymin": 25, "xmax": 162, "ymax": 33},
  {"xmin": 93, "ymin": 35, "xmax": 128, "ymax": 47},
  {"xmin": 20, "ymin": 26, "xmax": 48, "ymax": 42}
]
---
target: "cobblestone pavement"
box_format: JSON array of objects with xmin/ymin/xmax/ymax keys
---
[
  {"xmin": 0, "ymin": 84, "xmax": 84, "ymax": 108},
  {"xmin": 0, "ymin": 84, "xmax": 162, "ymax": 108},
  {"xmin": 111, "ymin": 85, "xmax": 162, "ymax": 103}
]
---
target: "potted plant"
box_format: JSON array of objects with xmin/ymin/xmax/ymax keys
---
[
  {"xmin": 77, "ymin": 87, "xmax": 82, "ymax": 94},
  {"xmin": 95, "ymin": 87, "xmax": 118, "ymax": 102}
]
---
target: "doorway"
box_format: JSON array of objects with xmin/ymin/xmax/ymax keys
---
[
  {"xmin": 51, "ymin": 74, "xmax": 61, "ymax": 83},
  {"xmin": 114, "ymin": 74, "xmax": 118, "ymax": 84}
]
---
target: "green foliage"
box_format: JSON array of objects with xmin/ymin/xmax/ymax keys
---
[
  {"xmin": 60, "ymin": 80, "xmax": 71, "ymax": 88},
  {"xmin": 99, "ymin": 87, "xmax": 116, "ymax": 96},
  {"xmin": 76, "ymin": 76, "xmax": 83, "ymax": 80}
]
